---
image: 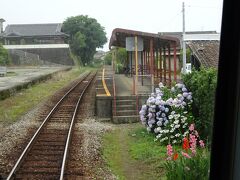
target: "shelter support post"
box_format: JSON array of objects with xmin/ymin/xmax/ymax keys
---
[
  {"xmin": 173, "ymin": 43, "xmax": 177, "ymax": 82},
  {"xmin": 134, "ymin": 36, "xmax": 138, "ymax": 95},
  {"xmin": 163, "ymin": 47, "xmax": 167, "ymax": 85},
  {"xmin": 160, "ymin": 48, "xmax": 162, "ymax": 82},
  {"xmin": 150, "ymin": 38, "xmax": 154, "ymax": 92},
  {"xmin": 156, "ymin": 48, "xmax": 159, "ymax": 81},
  {"xmin": 168, "ymin": 45, "xmax": 172, "ymax": 86}
]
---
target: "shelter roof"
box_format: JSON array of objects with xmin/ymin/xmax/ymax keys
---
[{"xmin": 109, "ymin": 28, "xmax": 180, "ymax": 50}]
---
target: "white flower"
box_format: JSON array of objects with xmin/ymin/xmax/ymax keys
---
[
  {"xmin": 175, "ymin": 124, "xmax": 180, "ymax": 128},
  {"xmin": 154, "ymin": 128, "xmax": 160, "ymax": 133},
  {"xmin": 174, "ymin": 114, "xmax": 180, "ymax": 119},
  {"xmin": 175, "ymin": 133, "xmax": 181, "ymax": 137},
  {"xmin": 172, "ymin": 99, "xmax": 178, "ymax": 105},
  {"xmin": 155, "ymin": 88, "xmax": 160, "ymax": 94},
  {"xmin": 172, "ymin": 140, "xmax": 177, "ymax": 144},
  {"xmin": 155, "ymin": 100, "xmax": 160, "ymax": 105},
  {"xmin": 159, "ymin": 82, "xmax": 164, "ymax": 88},
  {"xmin": 156, "ymin": 134, "xmax": 162, "ymax": 139},
  {"xmin": 170, "ymin": 135, "xmax": 174, "ymax": 138},
  {"xmin": 170, "ymin": 128, "xmax": 175, "ymax": 133},
  {"xmin": 147, "ymin": 127, "xmax": 151, "ymax": 132},
  {"xmin": 170, "ymin": 124, "xmax": 174, "ymax": 128},
  {"xmin": 177, "ymin": 94, "xmax": 183, "ymax": 98},
  {"xmin": 171, "ymin": 87, "xmax": 175, "ymax": 92},
  {"xmin": 171, "ymin": 111, "xmax": 176, "ymax": 115},
  {"xmin": 174, "ymin": 120, "xmax": 179, "ymax": 124},
  {"xmin": 175, "ymin": 83, "xmax": 183, "ymax": 89},
  {"xmin": 169, "ymin": 115, "xmax": 173, "ymax": 120}
]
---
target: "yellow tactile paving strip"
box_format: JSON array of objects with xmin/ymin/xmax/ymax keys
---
[{"xmin": 102, "ymin": 68, "xmax": 111, "ymax": 96}]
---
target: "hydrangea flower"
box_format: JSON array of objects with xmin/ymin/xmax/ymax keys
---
[{"xmin": 139, "ymin": 81, "xmax": 193, "ymax": 145}]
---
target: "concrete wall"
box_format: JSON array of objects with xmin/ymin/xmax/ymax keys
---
[
  {"xmin": 8, "ymin": 47, "xmax": 74, "ymax": 66},
  {"xmin": 21, "ymin": 48, "xmax": 74, "ymax": 66},
  {"xmin": 96, "ymin": 96, "xmax": 113, "ymax": 118}
]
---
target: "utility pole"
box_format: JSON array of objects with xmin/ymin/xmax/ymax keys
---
[{"xmin": 182, "ymin": 2, "xmax": 187, "ymax": 74}]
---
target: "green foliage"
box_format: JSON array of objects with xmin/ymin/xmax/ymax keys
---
[
  {"xmin": 164, "ymin": 150, "xmax": 210, "ymax": 180},
  {"xmin": 104, "ymin": 51, "xmax": 112, "ymax": 65},
  {"xmin": 182, "ymin": 68, "xmax": 217, "ymax": 142},
  {"xmin": 0, "ymin": 44, "xmax": 10, "ymax": 65},
  {"xmin": 116, "ymin": 48, "xmax": 127, "ymax": 64},
  {"xmin": 115, "ymin": 48, "xmax": 127, "ymax": 73},
  {"xmin": 180, "ymin": 48, "xmax": 191, "ymax": 65},
  {"xmin": 62, "ymin": 15, "xmax": 107, "ymax": 65}
]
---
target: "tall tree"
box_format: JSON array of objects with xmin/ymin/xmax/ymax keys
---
[
  {"xmin": 0, "ymin": 44, "xmax": 9, "ymax": 65},
  {"xmin": 62, "ymin": 15, "xmax": 107, "ymax": 65}
]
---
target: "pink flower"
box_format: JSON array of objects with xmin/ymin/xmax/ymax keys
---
[
  {"xmin": 199, "ymin": 140, "xmax": 205, "ymax": 148},
  {"xmin": 167, "ymin": 144, "xmax": 173, "ymax": 157},
  {"xmin": 181, "ymin": 151, "xmax": 191, "ymax": 158},
  {"xmin": 189, "ymin": 134, "xmax": 197, "ymax": 155},
  {"xmin": 189, "ymin": 124, "xmax": 195, "ymax": 131}
]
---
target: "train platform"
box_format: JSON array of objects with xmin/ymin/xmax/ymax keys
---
[
  {"xmin": 0, "ymin": 66, "xmax": 71, "ymax": 100},
  {"xmin": 114, "ymin": 74, "xmax": 152, "ymax": 96}
]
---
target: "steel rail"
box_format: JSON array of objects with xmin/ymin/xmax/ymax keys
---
[
  {"xmin": 60, "ymin": 72, "xmax": 96, "ymax": 180},
  {"xmin": 6, "ymin": 71, "xmax": 91, "ymax": 180}
]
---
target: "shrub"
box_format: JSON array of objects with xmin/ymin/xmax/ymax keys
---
[
  {"xmin": 139, "ymin": 82, "xmax": 194, "ymax": 145},
  {"xmin": 182, "ymin": 68, "xmax": 217, "ymax": 143}
]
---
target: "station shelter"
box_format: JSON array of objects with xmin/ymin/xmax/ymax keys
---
[{"xmin": 109, "ymin": 28, "xmax": 180, "ymax": 95}]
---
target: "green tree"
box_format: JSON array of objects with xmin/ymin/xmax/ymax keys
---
[
  {"xmin": 104, "ymin": 52, "xmax": 112, "ymax": 65},
  {"xmin": 0, "ymin": 44, "xmax": 9, "ymax": 65},
  {"xmin": 116, "ymin": 47, "xmax": 127, "ymax": 65},
  {"xmin": 62, "ymin": 15, "xmax": 107, "ymax": 66}
]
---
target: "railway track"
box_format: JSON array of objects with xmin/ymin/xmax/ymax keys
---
[{"xmin": 6, "ymin": 72, "xmax": 96, "ymax": 180}]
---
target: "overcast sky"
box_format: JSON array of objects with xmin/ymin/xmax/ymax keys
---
[{"xmin": 1, "ymin": 0, "xmax": 223, "ymax": 50}]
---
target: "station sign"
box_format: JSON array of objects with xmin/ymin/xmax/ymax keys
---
[{"xmin": 126, "ymin": 37, "xmax": 143, "ymax": 51}]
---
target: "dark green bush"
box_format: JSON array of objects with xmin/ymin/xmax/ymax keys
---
[{"xmin": 182, "ymin": 68, "xmax": 217, "ymax": 143}]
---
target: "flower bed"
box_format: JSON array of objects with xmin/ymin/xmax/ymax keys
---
[{"xmin": 139, "ymin": 82, "xmax": 210, "ymax": 178}]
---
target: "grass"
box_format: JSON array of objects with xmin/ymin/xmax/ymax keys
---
[
  {"xmin": 0, "ymin": 67, "xmax": 95, "ymax": 126},
  {"xmin": 102, "ymin": 124, "xmax": 167, "ymax": 180}
]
